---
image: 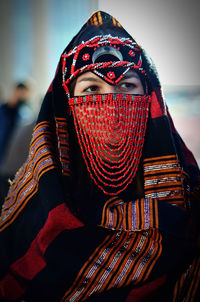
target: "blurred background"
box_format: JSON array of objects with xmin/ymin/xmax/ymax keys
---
[{"xmin": 0, "ymin": 0, "xmax": 199, "ymax": 197}]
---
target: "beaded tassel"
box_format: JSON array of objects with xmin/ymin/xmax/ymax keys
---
[{"xmin": 69, "ymin": 93, "xmax": 151, "ymax": 195}]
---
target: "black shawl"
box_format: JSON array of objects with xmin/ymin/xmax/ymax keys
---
[{"xmin": 0, "ymin": 11, "xmax": 200, "ymax": 302}]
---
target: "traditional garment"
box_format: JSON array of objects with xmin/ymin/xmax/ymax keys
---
[
  {"xmin": 0, "ymin": 103, "xmax": 21, "ymax": 165},
  {"xmin": 0, "ymin": 11, "xmax": 200, "ymax": 302}
]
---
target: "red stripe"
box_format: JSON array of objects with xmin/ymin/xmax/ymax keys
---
[
  {"xmin": 150, "ymin": 91, "xmax": 164, "ymax": 118},
  {"xmin": 0, "ymin": 203, "xmax": 84, "ymax": 300},
  {"xmin": 125, "ymin": 274, "xmax": 167, "ymax": 302},
  {"xmin": 47, "ymin": 82, "xmax": 53, "ymax": 93}
]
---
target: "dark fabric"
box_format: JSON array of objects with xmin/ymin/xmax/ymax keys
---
[
  {"xmin": 0, "ymin": 120, "xmax": 35, "ymax": 176},
  {"xmin": 0, "ymin": 104, "xmax": 19, "ymax": 164},
  {"xmin": 0, "ymin": 120, "xmax": 35, "ymax": 205},
  {"xmin": 0, "ymin": 11, "xmax": 200, "ymax": 302}
]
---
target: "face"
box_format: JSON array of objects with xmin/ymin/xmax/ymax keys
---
[
  {"xmin": 73, "ymin": 70, "xmax": 144, "ymax": 96},
  {"xmin": 15, "ymin": 87, "xmax": 30, "ymax": 103},
  {"xmin": 71, "ymin": 70, "xmax": 145, "ymax": 162}
]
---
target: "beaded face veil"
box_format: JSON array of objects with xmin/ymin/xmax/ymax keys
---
[{"xmin": 62, "ymin": 18, "xmax": 151, "ymax": 195}]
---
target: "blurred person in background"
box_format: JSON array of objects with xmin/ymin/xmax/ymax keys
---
[
  {"xmin": 0, "ymin": 11, "xmax": 200, "ymax": 302},
  {"xmin": 0, "ymin": 120, "xmax": 35, "ymax": 203},
  {"xmin": 0, "ymin": 82, "xmax": 34, "ymax": 202},
  {"xmin": 0, "ymin": 82, "xmax": 30, "ymax": 164}
]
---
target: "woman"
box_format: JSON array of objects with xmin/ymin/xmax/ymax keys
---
[{"xmin": 0, "ymin": 11, "xmax": 199, "ymax": 302}]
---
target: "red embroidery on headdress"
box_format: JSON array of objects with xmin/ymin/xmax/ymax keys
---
[
  {"xmin": 107, "ymin": 71, "xmax": 116, "ymax": 79},
  {"xmin": 128, "ymin": 50, "xmax": 135, "ymax": 57},
  {"xmin": 61, "ymin": 36, "xmax": 146, "ymax": 97},
  {"xmin": 82, "ymin": 53, "xmax": 90, "ymax": 61}
]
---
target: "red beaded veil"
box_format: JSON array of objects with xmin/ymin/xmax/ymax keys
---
[{"xmin": 68, "ymin": 93, "xmax": 150, "ymax": 195}]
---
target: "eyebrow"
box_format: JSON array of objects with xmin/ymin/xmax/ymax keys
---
[
  {"xmin": 77, "ymin": 77, "xmax": 102, "ymax": 83},
  {"xmin": 122, "ymin": 72, "xmax": 140, "ymax": 80}
]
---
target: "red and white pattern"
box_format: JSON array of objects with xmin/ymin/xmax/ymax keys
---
[
  {"xmin": 69, "ymin": 93, "xmax": 151, "ymax": 195},
  {"xmin": 61, "ymin": 35, "xmax": 146, "ymax": 97}
]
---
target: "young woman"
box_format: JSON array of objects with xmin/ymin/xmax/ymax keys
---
[{"xmin": 0, "ymin": 11, "xmax": 199, "ymax": 302}]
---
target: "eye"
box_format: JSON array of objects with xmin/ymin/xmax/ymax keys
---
[
  {"xmin": 117, "ymin": 82, "xmax": 137, "ymax": 93},
  {"xmin": 116, "ymin": 77, "xmax": 144, "ymax": 95},
  {"xmin": 119, "ymin": 82, "xmax": 136, "ymax": 90},
  {"xmin": 84, "ymin": 85, "xmax": 99, "ymax": 93}
]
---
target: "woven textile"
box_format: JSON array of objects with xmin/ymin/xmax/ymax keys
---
[{"xmin": 0, "ymin": 11, "xmax": 200, "ymax": 302}]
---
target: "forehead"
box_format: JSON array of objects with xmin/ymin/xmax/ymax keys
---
[{"xmin": 76, "ymin": 70, "xmax": 141, "ymax": 83}]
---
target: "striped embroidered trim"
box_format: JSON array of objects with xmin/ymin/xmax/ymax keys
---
[
  {"xmin": 0, "ymin": 121, "xmax": 57, "ymax": 231},
  {"xmin": 55, "ymin": 117, "xmax": 70, "ymax": 176},
  {"xmin": 143, "ymin": 155, "xmax": 185, "ymax": 207},
  {"xmin": 100, "ymin": 196, "xmax": 159, "ymax": 231},
  {"xmin": 87, "ymin": 11, "xmax": 122, "ymax": 27},
  {"xmin": 68, "ymin": 94, "xmax": 149, "ymax": 106},
  {"xmin": 61, "ymin": 229, "xmax": 162, "ymax": 302},
  {"xmin": 173, "ymin": 256, "xmax": 200, "ymax": 302}
]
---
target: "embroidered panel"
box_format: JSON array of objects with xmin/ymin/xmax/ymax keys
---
[
  {"xmin": 0, "ymin": 121, "xmax": 57, "ymax": 231},
  {"xmin": 143, "ymin": 155, "xmax": 186, "ymax": 207},
  {"xmin": 55, "ymin": 117, "xmax": 70, "ymax": 176},
  {"xmin": 100, "ymin": 196, "xmax": 159, "ymax": 231},
  {"xmin": 87, "ymin": 11, "xmax": 122, "ymax": 27},
  {"xmin": 61, "ymin": 229, "xmax": 162, "ymax": 302}
]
